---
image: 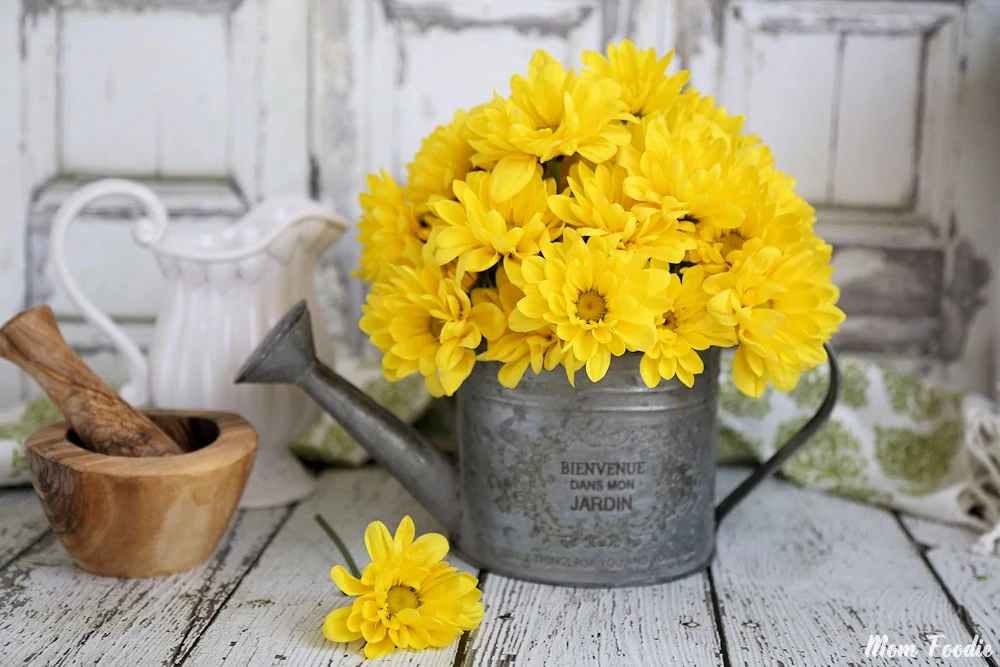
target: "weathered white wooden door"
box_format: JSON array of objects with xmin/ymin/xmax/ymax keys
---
[{"xmin": 3, "ymin": 0, "xmax": 1000, "ymax": 406}]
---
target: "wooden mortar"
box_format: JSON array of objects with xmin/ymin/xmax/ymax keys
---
[{"xmin": 26, "ymin": 410, "xmax": 256, "ymax": 577}]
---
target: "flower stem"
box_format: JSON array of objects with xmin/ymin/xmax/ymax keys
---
[{"xmin": 315, "ymin": 514, "xmax": 362, "ymax": 578}]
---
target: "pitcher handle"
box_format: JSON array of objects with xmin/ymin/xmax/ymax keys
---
[
  {"xmin": 715, "ymin": 343, "xmax": 841, "ymax": 525},
  {"xmin": 49, "ymin": 179, "xmax": 168, "ymax": 407}
]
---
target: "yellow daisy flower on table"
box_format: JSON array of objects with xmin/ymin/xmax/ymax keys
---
[
  {"xmin": 475, "ymin": 268, "xmax": 584, "ymax": 387},
  {"xmin": 323, "ymin": 515, "xmax": 484, "ymax": 660},
  {"xmin": 582, "ymin": 40, "xmax": 690, "ymax": 117},
  {"xmin": 433, "ymin": 170, "xmax": 558, "ymax": 278},
  {"xmin": 548, "ymin": 161, "xmax": 695, "ymax": 263},
  {"xmin": 509, "ymin": 229, "xmax": 671, "ymax": 383},
  {"xmin": 359, "ymin": 262, "xmax": 505, "ymax": 397},
  {"xmin": 355, "ymin": 170, "xmax": 426, "ymax": 283},
  {"xmin": 405, "ymin": 109, "xmax": 477, "ymax": 217},
  {"xmin": 640, "ymin": 265, "xmax": 737, "ymax": 388},
  {"xmin": 704, "ymin": 238, "xmax": 845, "ymax": 397},
  {"xmin": 467, "ymin": 49, "xmax": 634, "ymax": 201}
]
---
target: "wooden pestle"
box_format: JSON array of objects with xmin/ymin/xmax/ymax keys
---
[{"xmin": 0, "ymin": 306, "xmax": 184, "ymax": 457}]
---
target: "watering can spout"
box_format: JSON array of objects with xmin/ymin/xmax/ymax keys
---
[
  {"xmin": 234, "ymin": 301, "xmax": 317, "ymax": 385},
  {"xmin": 235, "ymin": 301, "xmax": 462, "ymax": 535}
]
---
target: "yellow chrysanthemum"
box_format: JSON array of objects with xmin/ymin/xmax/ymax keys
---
[
  {"xmin": 433, "ymin": 170, "xmax": 558, "ymax": 278},
  {"xmin": 475, "ymin": 268, "xmax": 583, "ymax": 387},
  {"xmin": 355, "ymin": 170, "xmax": 426, "ymax": 283},
  {"xmin": 467, "ymin": 50, "xmax": 634, "ymax": 201},
  {"xmin": 359, "ymin": 263, "xmax": 504, "ymax": 396},
  {"xmin": 406, "ymin": 110, "xmax": 477, "ymax": 217},
  {"xmin": 509, "ymin": 229, "xmax": 670, "ymax": 383},
  {"xmin": 582, "ymin": 40, "xmax": 690, "ymax": 117},
  {"xmin": 769, "ymin": 166, "xmax": 817, "ymax": 223},
  {"xmin": 704, "ymin": 239, "xmax": 845, "ymax": 397},
  {"xmin": 640, "ymin": 265, "xmax": 737, "ymax": 388},
  {"xmin": 322, "ymin": 516, "xmax": 484, "ymax": 660},
  {"xmin": 622, "ymin": 110, "xmax": 746, "ymax": 235},
  {"xmin": 686, "ymin": 163, "xmax": 814, "ymax": 271},
  {"xmin": 665, "ymin": 88, "xmax": 747, "ymax": 142},
  {"xmin": 617, "ymin": 89, "xmax": 746, "ymax": 157},
  {"xmin": 548, "ymin": 161, "xmax": 695, "ymax": 263}
]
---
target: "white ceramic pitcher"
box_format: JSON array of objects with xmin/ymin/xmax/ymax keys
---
[{"xmin": 50, "ymin": 179, "xmax": 348, "ymax": 508}]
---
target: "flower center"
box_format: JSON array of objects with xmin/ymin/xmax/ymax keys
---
[
  {"xmin": 386, "ymin": 586, "xmax": 419, "ymax": 616},
  {"xmin": 576, "ymin": 290, "xmax": 607, "ymax": 323},
  {"xmin": 429, "ymin": 316, "xmax": 445, "ymax": 340}
]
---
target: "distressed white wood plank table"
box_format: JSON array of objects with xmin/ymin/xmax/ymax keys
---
[{"xmin": 1, "ymin": 467, "xmax": 997, "ymax": 666}]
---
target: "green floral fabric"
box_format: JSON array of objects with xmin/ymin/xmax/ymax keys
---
[
  {"xmin": 718, "ymin": 354, "xmax": 1000, "ymax": 550},
  {"xmin": 0, "ymin": 398, "xmax": 63, "ymax": 485}
]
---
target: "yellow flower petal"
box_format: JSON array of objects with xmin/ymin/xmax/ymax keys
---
[
  {"xmin": 497, "ymin": 357, "xmax": 531, "ymax": 388},
  {"xmin": 421, "ymin": 571, "xmax": 480, "ymax": 600},
  {"xmin": 490, "ymin": 154, "xmax": 539, "ymax": 201},
  {"xmin": 433, "ymin": 199, "xmax": 467, "ymax": 227},
  {"xmin": 407, "ymin": 624, "xmax": 432, "ymax": 650},
  {"xmin": 639, "ymin": 354, "xmax": 661, "ymax": 388},
  {"xmin": 426, "ymin": 626, "xmax": 462, "ymax": 647},
  {"xmin": 468, "ymin": 302, "xmax": 506, "ymax": 340},
  {"xmin": 394, "ymin": 515, "xmax": 416, "ymax": 551},
  {"xmin": 733, "ymin": 347, "xmax": 767, "ymax": 398},
  {"xmin": 408, "ymin": 533, "xmax": 451, "ymax": 563},
  {"xmin": 362, "ymin": 619, "xmax": 387, "ymax": 644},
  {"xmin": 585, "ymin": 347, "xmax": 612, "ymax": 383},
  {"xmin": 364, "ymin": 637, "xmax": 397, "ymax": 659},
  {"xmin": 331, "ymin": 566, "xmax": 369, "ymax": 597},
  {"xmin": 365, "ymin": 520, "xmax": 393, "ymax": 565},
  {"xmin": 323, "ymin": 606, "xmax": 362, "ymax": 643}
]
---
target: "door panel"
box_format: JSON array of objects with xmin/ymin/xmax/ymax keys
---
[
  {"xmin": 10, "ymin": 0, "xmax": 312, "ymax": 402},
  {"xmin": 742, "ymin": 31, "xmax": 841, "ymax": 203},
  {"xmin": 61, "ymin": 9, "xmax": 230, "ymax": 174},
  {"xmin": 832, "ymin": 33, "xmax": 922, "ymax": 207}
]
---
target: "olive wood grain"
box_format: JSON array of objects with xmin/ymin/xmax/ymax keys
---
[
  {"xmin": 25, "ymin": 410, "xmax": 257, "ymax": 577},
  {"xmin": 0, "ymin": 305, "xmax": 183, "ymax": 457}
]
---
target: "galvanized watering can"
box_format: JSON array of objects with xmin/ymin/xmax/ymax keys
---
[{"xmin": 237, "ymin": 301, "xmax": 840, "ymax": 587}]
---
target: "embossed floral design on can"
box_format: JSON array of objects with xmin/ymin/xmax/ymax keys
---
[{"xmin": 456, "ymin": 351, "xmax": 719, "ymax": 586}]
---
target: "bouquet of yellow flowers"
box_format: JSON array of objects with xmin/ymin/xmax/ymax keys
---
[{"xmin": 357, "ymin": 40, "xmax": 845, "ymax": 399}]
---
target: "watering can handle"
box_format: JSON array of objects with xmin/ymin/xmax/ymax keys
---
[
  {"xmin": 714, "ymin": 343, "xmax": 841, "ymax": 526},
  {"xmin": 49, "ymin": 179, "xmax": 170, "ymax": 408}
]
